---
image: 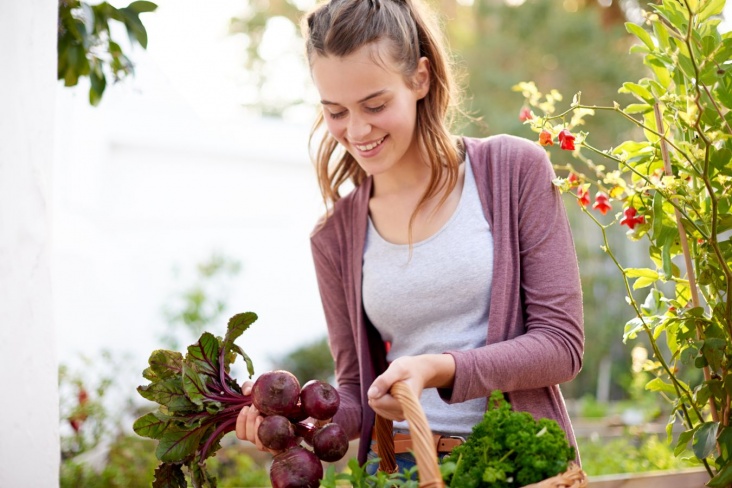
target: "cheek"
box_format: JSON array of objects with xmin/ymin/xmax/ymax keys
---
[{"xmin": 323, "ymin": 115, "xmax": 345, "ymax": 140}]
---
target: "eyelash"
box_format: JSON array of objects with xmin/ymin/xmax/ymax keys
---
[{"xmin": 328, "ymin": 104, "xmax": 386, "ymax": 120}]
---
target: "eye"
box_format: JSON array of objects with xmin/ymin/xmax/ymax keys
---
[
  {"xmin": 327, "ymin": 109, "xmax": 347, "ymax": 120},
  {"xmin": 366, "ymin": 104, "xmax": 386, "ymax": 114}
]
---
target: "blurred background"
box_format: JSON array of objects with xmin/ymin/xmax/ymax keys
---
[{"xmin": 53, "ymin": 0, "xmax": 731, "ymax": 485}]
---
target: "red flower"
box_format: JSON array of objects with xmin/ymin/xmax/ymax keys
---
[
  {"xmin": 620, "ymin": 207, "xmax": 645, "ymax": 229},
  {"xmin": 577, "ymin": 187, "xmax": 590, "ymax": 207},
  {"xmin": 539, "ymin": 130, "xmax": 554, "ymax": 146},
  {"xmin": 78, "ymin": 388, "xmax": 89, "ymax": 405},
  {"xmin": 592, "ymin": 192, "xmax": 611, "ymax": 215},
  {"xmin": 519, "ymin": 107, "xmax": 533, "ymax": 122},
  {"xmin": 558, "ymin": 129, "xmax": 576, "ymax": 150},
  {"xmin": 568, "ymin": 172, "xmax": 579, "ymax": 186}
]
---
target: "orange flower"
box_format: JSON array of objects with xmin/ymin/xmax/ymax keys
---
[{"xmin": 539, "ymin": 130, "xmax": 554, "ymax": 146}]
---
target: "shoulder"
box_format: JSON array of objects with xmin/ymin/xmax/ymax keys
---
[
  {"xmin": 310, "ymin": 178, "xmax": 371, "ymax": 249},
  {"xmin": 464, "ymin": 134, "xmax": 550, "ymax": 173}
]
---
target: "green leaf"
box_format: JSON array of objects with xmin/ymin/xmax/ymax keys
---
[
  {"xmin": 653, "ymin": 20, "xmax": 671, "ymax": 50},
  {"xmin": 156, "ymin": 423, "xmax": 208, "ymax": 462},
  {"xmin": 641, "ymin": 289, "xmax": 663, "ymax": 315},
  {"xmin": 661, "ymin": 239, "xmax": 673, "ymax": 280},
  {"xmin": 698, "ymin": 0, "xmax": 725, "ymax": 22},
  {"xmin": 619, "ymin": 81, "xmax": 655, "ymax": 104},
  {"xmin": 187, "ymin": 332, "xmax": 220, "ymax": 377},
  {"xmin": 646, "ymin": 377, "xmax": 677, "ymax": 394},
  {"xmin": 118, "ymin": 8, "xmax": 149, "ymax": 48},
  {"xmin": 625, "ymin": 267, "xmax": 659, "ymax": 279},
  {"xmin": 625, "ymin": 22, "xmax": 655, "ymax": 50},
  {"xmin": 222, "ymin": 312, "xmax": 258, "ymax": 357},
  {"xmin": 624, "ymin": 103, "xmax": 652, "ymax": 115},
  {"xmin": 664, "ymin": 319, "xmax": 679, "ymax": 355},
  {"xmin": 702, "ymin": 337, "xmax": 726, "ymax": 371},
  {"xmin": 127, "ymin": 0, "xmax": 158, "ymax": 13},
  {"xmin": 231, "ymin": 343, "xmax": 255, "ymax": 378},
  {"xmin": 692, "ymin": 421, "xmax": 719, "ymax": 460},
  {"xmin": 708, "ymin": 461, "xmax": 732, "ymax": 488},
  {"xmin": 133, "ymin": 412, "xmax": 170, "ymax": 439},
  {"xmin": 148, "ymin": 350, "xmax": 184, "ymax": 380},
  {"xmin": 624, "ymin": 317, "xmax": 645, "ymax": 342},
  {"xmin": 674, "ymin": 428, "xmax": 694, "ymax": 456},
  {"xmin": 717, "ymin": 426, "xmax": 732, "ymax": 464},
  {"xmin": 633, "ymin": 276, "xmax": 656, "ymax": 290},
  {"xmin": 182, "ymin": 363, "xmax": 210, "ymax": 406},
  {"xmin": 138, "ymin": 379, "xmax": 196, "ymax": 412},
  {"xmin": 89, "ymin": 69, "xmax": 106, "ymax": 106},
  {"xmin": 152, "ymin": 463, "xmax": 187, "ymax": 488}
]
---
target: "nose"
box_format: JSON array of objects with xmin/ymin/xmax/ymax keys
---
[{"xmin": 347, "ymin": 113, "xmax": 371, "ymax": 141}]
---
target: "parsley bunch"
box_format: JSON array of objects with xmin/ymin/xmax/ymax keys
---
[{"xmin": 442, "ymin": 391, "xmax": 575, "ymax": 488}]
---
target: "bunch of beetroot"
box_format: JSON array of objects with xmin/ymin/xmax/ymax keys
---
[
  {"xmin": 253, "ymin": 371, "xmax": 349, "ymax": 488},
  {"xmin": 133, "ymin": 312, "xmax": 348, "ymax": 488}
]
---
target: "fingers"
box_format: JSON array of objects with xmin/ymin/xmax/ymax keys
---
[
  {"xmin": 368, "ymin": 394, "xmax": 405, "ymax": 422},
  {"xmin": 236, "ymin": 405, "xmax": 267, "ymax": 451},
  {"xmin": 368, "ymin": 358, "xmax": 411, "ymax": 401},
  {"xmin": 241, "ymin": 381, "xmax": 254, "ymax": 396}
]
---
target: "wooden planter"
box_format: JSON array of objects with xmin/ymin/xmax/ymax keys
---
[{"xmin": 588, "ymin": 467, "xmax": 709, "ymax": 487}]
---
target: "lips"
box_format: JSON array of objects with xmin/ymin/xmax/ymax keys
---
[{"xmin": 353, "ymin": 136, "xmax": 386, "ymax": 152}]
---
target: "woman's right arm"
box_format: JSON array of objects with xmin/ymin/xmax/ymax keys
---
[{"xmin": 310, "ymin": 236, "xmax": 363, "ymax": 440}]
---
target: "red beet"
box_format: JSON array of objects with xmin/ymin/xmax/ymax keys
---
[
  {"xmin": 269, "ymin": 446, "xmax": 323, "ymax": 488},
  {"xmin": 312, "ymin": 423, "xmax": 349, "ymax": 463},
  {"xmin": 300, "ymin": 380, "xmax": 340, "ymax": 420},
  {"xmin": 258, "ymin": 415, "xmax": 297, "ymax": 451},
  {"xmin": 252, "ymin": 370, "xmax": 301, "ymax": 416}
]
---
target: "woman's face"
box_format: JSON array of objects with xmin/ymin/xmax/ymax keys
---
[{"xmin": 310, "ymin": 41, "xmax": 430, "ymax": 178}]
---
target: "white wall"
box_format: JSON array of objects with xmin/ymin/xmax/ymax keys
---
[
  {"xmin": 53, "ymin": 78, "xmax": 329, "ymax": 412},
  {"xmin": 0, "ymin": 0, "xmax": 59, "ymax": 486}
]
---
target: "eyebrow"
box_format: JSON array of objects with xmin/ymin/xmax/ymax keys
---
[{"xmin": 320, "ymin": 89, "xmax": 388, "ymax": 106}]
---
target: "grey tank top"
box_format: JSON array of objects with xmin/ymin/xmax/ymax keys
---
[{"xmin": 362, "ymin": 155, "xmax": 493, "ymax": 436}]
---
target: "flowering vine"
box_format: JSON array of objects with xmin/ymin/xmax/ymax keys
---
[{"xmin": 513, "ymin": 1, "xmax": 732, "ymax": 485}]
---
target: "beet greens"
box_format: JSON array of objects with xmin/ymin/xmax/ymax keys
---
[{"xmin": 133, "ymin": 312, "xmax": 258, "ymax": 488}]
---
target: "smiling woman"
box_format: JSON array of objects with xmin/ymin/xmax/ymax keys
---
[
  {"xmin": 310, "ymin": 42, "xmax": 429, "ymax": 187},
  {"xmin": 233, "ymin": 0, "xmax": 586, "ymax": 478}
]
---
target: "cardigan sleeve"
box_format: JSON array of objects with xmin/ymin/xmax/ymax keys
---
[
  {"xmin": 310, "ymin": 234, "xmax": 363, "ymax": 440},
  {"xmin": 443, "ymin": 139, "xmax": 584, "ymax": 402}
]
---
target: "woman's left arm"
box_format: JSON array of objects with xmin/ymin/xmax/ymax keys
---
[{"xmin": 444, "ymin": 142, "xmax": 584, "ymax": 403}]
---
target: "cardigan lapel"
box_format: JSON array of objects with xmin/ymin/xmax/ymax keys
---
[{"xmin": 350, "ymin": 176, "xmax": 372, "ymax": 336}]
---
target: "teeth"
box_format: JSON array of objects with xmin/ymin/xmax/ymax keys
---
[{"xmin": 355, "ymin": 136, "xmax": 385, "ymax": 151}]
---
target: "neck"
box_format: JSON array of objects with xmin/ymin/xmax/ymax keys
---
[{"xmin": 372, "ymin": 156, "xmax": 431, "ymax": 198}]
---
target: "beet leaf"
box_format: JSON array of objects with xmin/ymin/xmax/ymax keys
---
[{"xmin": 134, "ymin": 312, "xmax": 258, "ymax": 488}]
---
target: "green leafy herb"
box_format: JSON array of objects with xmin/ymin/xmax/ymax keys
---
[
  {"xmin": 443, "ymin": 391, "xmax": 575, "ymax": 488},
  {"xmin": 133, "ymin": 312, "xmax": 258, "ymax": 488}
]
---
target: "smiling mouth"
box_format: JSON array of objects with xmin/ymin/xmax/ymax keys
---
[{"xmin": 354, "ymin": 136, "xmax": 386, "ymax": 152}]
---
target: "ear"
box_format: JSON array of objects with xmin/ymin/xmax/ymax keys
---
[{"xmin": 413, "ymin": 57, "xmax": 430, "ymax": 100}]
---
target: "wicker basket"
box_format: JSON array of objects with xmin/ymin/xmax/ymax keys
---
[{"xmin": 374, "ymin": 381, "xmax": 588, "ymax": 488}]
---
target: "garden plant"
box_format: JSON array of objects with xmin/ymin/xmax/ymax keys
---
[{"xmin": 515, "ymin": 0, "xmax": 732, "ymax": 485}]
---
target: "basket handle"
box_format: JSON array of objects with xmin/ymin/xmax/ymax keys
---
[{"xmin": 375, "ymin": 381, "xmax": 444, "ymax": 488}]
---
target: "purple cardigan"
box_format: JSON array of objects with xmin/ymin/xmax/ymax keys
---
[{"xmin": 310, "ymin": 134, "xmax": 585, "ymax": 464}]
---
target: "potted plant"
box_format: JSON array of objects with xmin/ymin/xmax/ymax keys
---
[{"xmin": 515, "ymin": 0, "xmax": 731, "ymax": 486}]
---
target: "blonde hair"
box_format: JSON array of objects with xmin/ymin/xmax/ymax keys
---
[{"xmin": 302, "ymin": 0, "xmax": 463, "ymax": 240}]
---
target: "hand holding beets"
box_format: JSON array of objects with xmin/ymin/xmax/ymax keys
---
[{"xmin": 239, "ymin": 370, "xmax": 349, "ymax": 488}]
